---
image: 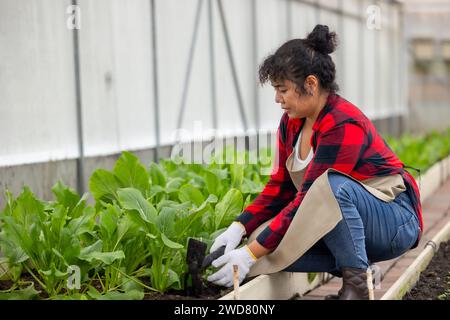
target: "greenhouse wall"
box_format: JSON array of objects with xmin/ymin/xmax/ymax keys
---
[{"xmin": 0, "ymin": 0, "xmax": 406, "ymax": 201}]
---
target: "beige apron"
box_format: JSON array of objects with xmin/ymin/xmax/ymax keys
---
[{"xmin": 246, "ymin": 150, "xmax": 406, "ymax": 277}]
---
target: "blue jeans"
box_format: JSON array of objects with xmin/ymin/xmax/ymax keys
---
[{"xmin": 283, "ymin": 173, "xmax": 420, "ymax": 276}]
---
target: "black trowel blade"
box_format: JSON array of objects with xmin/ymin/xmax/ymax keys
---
[
  {"xmin": 186, "ymin": 238, "xmax": 207, "ymax": 270},
  {"xmin": 186, "ymin": 238, "xmax": 208, "ymax": 296}
]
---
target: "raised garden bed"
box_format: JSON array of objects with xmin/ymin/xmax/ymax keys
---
[
  {"xmin": 381, "ymin": 220, "xmax": 450, "ymax": 300},
  {"xmin": 403, "ymin": 240, "xmax": 450, "ymax": 300}
]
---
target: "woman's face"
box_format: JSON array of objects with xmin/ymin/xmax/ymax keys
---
[{"xmin": 271, "ymin": 79, "xmax": 315, "ymax": 119}]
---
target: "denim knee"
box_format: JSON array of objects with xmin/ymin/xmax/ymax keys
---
[{"xmin": 328, "ymin": 172, "xmax": 354, "ymax": 199}]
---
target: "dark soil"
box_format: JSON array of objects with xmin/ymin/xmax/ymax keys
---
[
  {"xmin": 143, "ymin": 280, "xmax": 233, "ymax": 300},
  {"xmin": 1, "ymin": 273, "xmax": 235, "ymax": 300},
  {"xmin": 403, "ymin": 239, "xmax": 450, "ymax": 300},
  {"xmin": 0, "ymin": 279, "xmax": 13, "ymax": 290},
  {"xmin": 0, "ymin": 273, "xmax": 49, "ymax": 299}
]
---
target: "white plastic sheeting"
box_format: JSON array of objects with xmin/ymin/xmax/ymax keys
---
[
  {"xmin": 0, "ymin": 0, "xmax": 406, "ymax": 166},
  {"xmin": 0, "ymin": 0, "xmax": 79, "ymax": 166}
]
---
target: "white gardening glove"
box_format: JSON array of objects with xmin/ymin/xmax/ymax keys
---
[
  {"xmin": 210, "ymin": 221, "xmax": 246, "ymax": 254},
  {"xmin": 207, "ymin": 246, "xmax": 257, "ymax": 287}
]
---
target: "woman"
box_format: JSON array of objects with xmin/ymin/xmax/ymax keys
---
[{"xmin": 206, "ymin": 25, "xmax": 423, "ymax": 300}]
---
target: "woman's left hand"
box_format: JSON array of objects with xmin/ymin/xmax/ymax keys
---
[{"xmin": 207, "ymin": 246, "xmax": 257, "ymax": 287}]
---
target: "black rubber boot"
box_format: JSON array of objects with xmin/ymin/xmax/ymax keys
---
[
  {"xmin": 338, "ymin": 267, "xmax": 369, "ymax": 300},
  {"xmin": 324, "ymin": 287, "xmax": 343, "ymax": 300}
]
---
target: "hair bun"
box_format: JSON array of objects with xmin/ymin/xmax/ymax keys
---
[{"xmin": 306, "ymin": 24, "xmax": 337, "ymax": 55}]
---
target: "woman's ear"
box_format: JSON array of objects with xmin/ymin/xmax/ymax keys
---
[{"xmin": 305, "ymin": 75, "xmax": 319, "ymax": 96}]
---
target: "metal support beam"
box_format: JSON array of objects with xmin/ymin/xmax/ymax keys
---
[
  {"xmin": 71, "ymin": 0, "xmax": 85, "ymax": 195},
  {"xmin": 207, "ymin": 0, "xmax": 218, "ymax": 129},
  {"xmin": 150, "ymin": 0, "xmax": 161, "ymax": 162}
]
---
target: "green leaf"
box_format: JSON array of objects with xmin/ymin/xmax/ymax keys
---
[
  {"xmin": 148, "ymin": 185, "xmax": 166, "ymax": 201},
  {"xmin": 243, "ymin": 194, "xmax": 252, "ymax": 209},
  {"xmin": 13, "ymin": 186, "xmax": 45, "ymax": 226},
  {"xmin": 117, "ymin": 214, "xmax": 136, "ymax": 242},
  {"xmin": 88, "ymin": 288, "xmax": 144, "ymax": 300},
  {"xmin": 0, "ymin": 238, "xmax": 29, "ymax": 266},
  {"xmin": 214, "ymin": 189, "xmax": 243, "ymax": 229},
  {"xmin": 0, "ymin": 190, "xmax": 15, "ymax": 218},
  {"xmin": 166, "ymin": 269, "xmax": 181, "ymax": 290},
  {"xmin": 0, "ymin": 283, "xmax": 40, "ymax": 300},
  {"xmin": 210, "ymin": 227, "xmax": 227, "ymax": 241},
  {"xmin": 114, "ymin": 151, "xmax": 150, "ymax": 193},
  {"xmin": 203, "ymin": 170, "xmax": 220, "ymax": 196},
  {"xmin": 160, "ymin": 233, "xmax": 183, "ymax": 249},
  {"xmin": 118, "ymin": 188, "xmax": 157, "ymax": 224},
  {"xmin": 149, "ymin": 163, "xmax": 166, "ymax": 187},
  {"xmin": 99, "ymin": 205, "xmax": 119, "ymax": 239},
  {"xmin": 174, "ymin": 194, "xmax": 217, "ymax": 236},
  {"xmin": 230, "ymin": 163, "xmax": 244, "ymax": 189},
  {"xmin": 51, "ymin": 248, "xmax": 70, "ymax": 267},
  {"xmin": 1, "ymin": 216, "xmax": 34, "ymax": 260},
  {"xmin": 79, "ymin": 239, "xmax": 103, "ymax": 257},
  {"xmin": 159, "ymin": 159, "xmax": 178, "ymax": 174},
  {"xmin": 66, "ymin": 206, "xmax": 96, "ymax": 236},
  {"xmin": 89, "ymin": 169, "xmax": 122, "ymax": 203},
  {"xmin": 308, "ymin": 272, "xmax": 318, "ymax": 283},
  {"xmin": 50, "ymin": 205, "xmax": 68, "ymax": 236},
  {"xmin": 209, "ymin": 168, "xmax": 228, "ymax": 180},
  {"xmin": 186, "ymin": 173, "xmax": 205, "ymax": 189},
  {"xmin": 52, "ymin": 293, "xmax": 89, "ymax": 300},
  {"xmin": 189, "ymin": 194, "xmax": 217, "ymax": 218},
  {"xmin": 166, "ymin": 178, "xmax": 185, "ymax": 194},
  {"xmin": 157, "ymin": 207, "xmax": 176, "ymax": 237},
  {"xmin": 242, "ymin": 178, "xmax": 264, "ymax": 194},
  {"xmin": 119, "ymin": 272, "xmax": 145, "ymax": 293},
  {"xmin": 41, "ymin": 265, "xmax": 68, "ymax": 278},
  {"xmin": 80, "ymin": 250, "xmax": 125, "ymax": 265},
  {"xmin": 156, "ymin": 200, "xmax": 191, "ymax": 213},
  {"xmin": 70, "ymin": 193, "xmax": 89, "ymax": 219},
  {"xmin": 51, "ymin": 181, "xmax": 80, "ymax": 212},
  {"xmin": 178, "ymin": 184, "xmax": 204, "ymax": 207}
]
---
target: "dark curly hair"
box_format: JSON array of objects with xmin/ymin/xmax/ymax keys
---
[{"xmin": 259, "ymin": 24, "xmax": 339, "ymax": 95}]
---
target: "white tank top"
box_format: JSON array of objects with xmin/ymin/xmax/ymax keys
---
[{"xmin": 292, "ymin": 130, "xmax": 314, "ymax": 172}]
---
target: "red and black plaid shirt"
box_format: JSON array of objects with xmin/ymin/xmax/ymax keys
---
[{"xmin": 236, "ymin": 93, "xmax": 423, "ymax": 250}]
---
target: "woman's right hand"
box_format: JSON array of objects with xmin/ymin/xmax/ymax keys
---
[{"xmin": 210, "ymin": 222, "xmax": 246, "ymax": 254}]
